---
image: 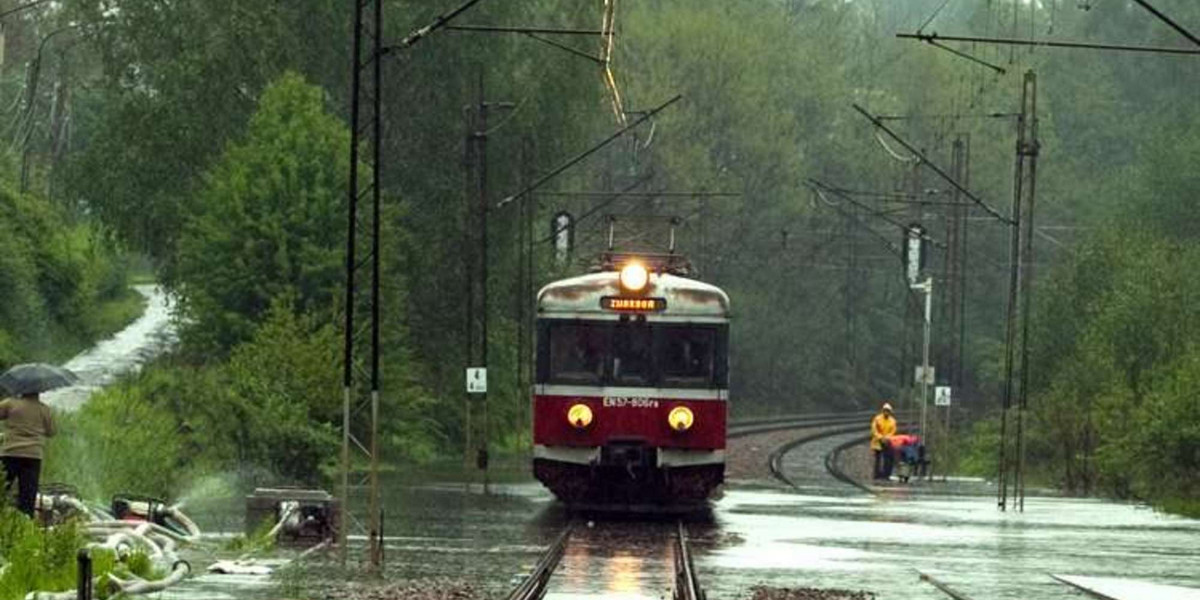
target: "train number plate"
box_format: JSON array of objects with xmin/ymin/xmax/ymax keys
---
[{"xmin": 602, "ymin": 397, "xmax": 659, "ymax": 408}]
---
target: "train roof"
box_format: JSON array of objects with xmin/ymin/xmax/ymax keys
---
[{"xmin": 537, "ymin": 271, "xmax": 731, "ymax": 319}]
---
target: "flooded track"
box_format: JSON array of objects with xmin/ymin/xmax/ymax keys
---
[
  {"xmin": 516, "ymin": 519, "xmax": 705, "ymax": 600},
  {"xmin": 180, "ymin": 449, "xmax": 1200, "ymax": 600},
  {"xmin": 47, "ymin": 292, "xmax": 1190, "ymax": 600}
]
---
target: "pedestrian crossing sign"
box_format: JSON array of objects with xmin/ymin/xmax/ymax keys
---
[{"xmin": 935, "ymin": 386, "xmax": 951, "ymax": 406}]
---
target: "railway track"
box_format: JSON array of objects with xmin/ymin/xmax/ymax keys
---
[
  {"xmin": 823, "ymin": 433, "xmax": 875, "ymax": 493},
  {"xmin": 727, "ymin": 411, "xmax": 875, "ymax": 439},
  {"xmin": 505, "ymin": 520, "xmax": 707, "ymax": 600},
  {"xmin": 733, "ymin": 411, "xmax": 911, "ymax": 493}
]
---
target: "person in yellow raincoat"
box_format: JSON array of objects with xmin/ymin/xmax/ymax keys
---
[{"xmin": 870, "ymin": 402, "xmax": 897, "ymax": 480}]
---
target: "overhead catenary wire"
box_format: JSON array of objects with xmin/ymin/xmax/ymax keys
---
[
  {"xmin": 388, "ymin": 0, "xmax": 491, "ymax": 51},
  {"xmin": 897, "ymin": 32, "xmax": 1200, "ymax": 56},
  {"xmin": 808, "ymin": 179, "xmax": 947, "ymax": 250},
  {"xmin": 444, "ymin": 25, "xmax": 610, "ymax": 35},
  {"xmin": 853, "ymin": 103, "xmax": 1013, "ymax": 226},
  {"xmin": 496, "ymin": 94, "xmax": 682, "ymax": 208},
  {"xmin": 807, "ymin": 184, "xmax": 901, "ymax": 256},
  {"xmin": 917, "ymin": 0, "xmax": 954, "ymax": 34},
  {"xmin": 537, "ymin": 174, "xmax": 652, "ymax": 244},
  {"xmin": 0, "ymin": 0, "xmax": 53, "ymax": 19},
  {"xmin": 874, "ymin": 130, "xmax": 920, "ymax": 163},
  {"xmin": 1129, "ymin": 0, "xmax": 1200, "ymax": 48},
  {"xmin": 925, "ymin": 39, "xmax": 1008, "ymax": 74}
]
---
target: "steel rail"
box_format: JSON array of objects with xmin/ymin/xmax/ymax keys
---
[
  {"xmin": 505, "ymin": 523, "xmax": 574, "ymax": 600},
  {"xmin": 728, "ymin": 411, "xmax": 876, "ymax": 439},
  {"xmin": 673, "ymin": 522, "xmax": 706, "ymax": 600},
  {"xmin": 730, "ymin": 410, "xmax": 875, "ymax": 429},
  {"xmin": 823, "ymin": 434, "xmax": 876, "ymax": 494},
  {"xmin": 918, "ymin": 571, "xmax": 980, "ymax": 600},
  {"xmin": 766, "ymin": 426, "xmax": 867, "ymax": 488},
  {"xmin": 730, "ymin": 416, "xmax": 871, "ymax": 440},
  {"xmin": 1049, "ymin": 575, "xmax": 1124, "ymax": 600}
]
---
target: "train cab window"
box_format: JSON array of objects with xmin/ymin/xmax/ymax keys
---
[
  {"xmin": 611, "ymin": 323, "xmax": 653, "ymax": 385},
  {"xmin": 659, "ymin": 327, "xmax": 716, "ymax": 387},
  {"xmin": 547, "ymin": 324, "xmax": 607, "ymax": 384}
]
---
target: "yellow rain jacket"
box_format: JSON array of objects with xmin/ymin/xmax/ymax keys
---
[{"xmin": 870, "ymin": 411, "xmax": 896, "ymax": 451}]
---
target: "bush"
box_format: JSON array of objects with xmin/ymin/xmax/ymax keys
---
[
  {"xmin": 44, "ymin": 384, "xmax": 187, "ymax": 501},
  {"xmin": 0, "ymin": 180, "xmax": 132, "ymax": 365}
]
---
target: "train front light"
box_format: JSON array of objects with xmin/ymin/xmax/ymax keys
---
[
  {"xmin": 668, "ymin": 406, "xmax": 694, "ymax": 432},
  {"xmin": 567, "ymin": 403, "xmax": 593, "ymax": 429},
  {"xmin": 619, "ymin": 262, "xmax": 649, "ymax": 292}
]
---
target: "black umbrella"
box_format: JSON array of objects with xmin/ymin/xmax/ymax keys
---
[{"xmin": 0, "ymin": 363, "xmax": 80, "ymax": 396}]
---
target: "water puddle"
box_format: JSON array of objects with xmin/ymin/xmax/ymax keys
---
[{"xmin": 703, "ymin": 487, "xmax": 1200, "ymax": 600}]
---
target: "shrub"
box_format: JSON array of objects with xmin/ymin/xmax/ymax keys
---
[{"xmin": 44, "ymin": 384, "xmax": 187, "ymax": 501}]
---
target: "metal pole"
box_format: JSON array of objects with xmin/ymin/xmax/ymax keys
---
[
  {"xmin": 525, "ymin": 138, "xmax": 536, "ymax": 436},
  {"xmin": 520, "ymin": 136, "xmax": 534, "ymax": 436},
  {"xmin": 339, "ymin": 0, "xmax": 365, "ymax": 565},
  {"xmin": 477, "ymin": 72, "xmax": 491, "ymax": 494},
  {"xmin": 368, "ymin": 0, "xmax": 383, "ymax": 567},
  {"xmin": 517, "ymin": 140, "xmax": 527, "ymax": 429},
  {"xmin": 956, "ymin": 135, "xmax": 971, "ymax": 433},
  {"xmin": 1016, "ymin": 71, "xmax": 1039, "ymax": 513},
  {"xmin": 463, "ymin": 106, "xmax": 475, "ymax": 469},
  {"xmin": 998, "ymin": 71, "xmax": 1029, "ymax": 512},
  {"xmin": 919, "ymin": 278, "xmax": 932, "ymax": 441},
  {"xmin": 76, "ymin": 549, "xmax": 92, "ymax": 600}
]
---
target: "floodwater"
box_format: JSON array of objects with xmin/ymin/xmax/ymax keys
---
[
  {"xmin": 43, "ymin": 284, "xmax": 176, "ymax": 412},
  {"xmin": 301, "ymin": 459, "xmax": 1200, "ymax": 600},
  {"xmin": 51, "ymin": 291, "xmax": 1200, "ymax": 600}
]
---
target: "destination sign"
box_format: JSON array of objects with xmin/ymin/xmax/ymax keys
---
[{"xmin": 601, "ymin": 297, "xmax": 667, "ymax": 312}]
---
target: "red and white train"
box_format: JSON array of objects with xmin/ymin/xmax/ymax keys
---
[{"xmin": 532, "ymin": 252, "xmax": 730, "ymax": 507}]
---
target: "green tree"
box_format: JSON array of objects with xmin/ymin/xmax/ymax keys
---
[{"xmin": 171, "ymin": 72, "xmax": 348, "ymax": 352}]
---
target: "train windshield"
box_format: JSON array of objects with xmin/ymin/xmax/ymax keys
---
[
  {"xmin": 659, "ymin": 327, "xmax": 716, "ymax": 386},
  {"xmin": 548, "ymin": 323, "xmax": 607, "ymax": 383},
  {"xmin": 612, "ymin": 322, "xmax": 653, "ymax": 385},
  {"xmin": 540, "ymin": 321, "xmax": 727, "ymax": 388}
]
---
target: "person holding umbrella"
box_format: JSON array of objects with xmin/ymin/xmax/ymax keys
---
[{"xmin": 0, "ymin": 363, "xmax": 75, "ymax": 517}]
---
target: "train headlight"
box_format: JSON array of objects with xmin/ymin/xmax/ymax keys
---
[
  {"xmin": 619, "ymin": 262, "xmax": 649, "ymax": 292},
  {"xmin": 567, "ymin": 403, "xmax": 593, "ymax": 429},
  {"xmin": 668, "ymin": 406, "xmax": 694, "ymax": 432}
]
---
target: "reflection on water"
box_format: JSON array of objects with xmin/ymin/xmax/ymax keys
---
[
  {"xmin": 607, "ymin": 552, "xmax": 644, "ymax": 598},
  {"xmin": 707, "ymin": 488, "xmax": 1200, "ymax": 600},
  {"xmin": 168, "ymin": 460, "xmax": 1200, "ymax": 600},
  {"xmin": 547, "ymin": 521, "xmax": 676, "ymax": 600}
]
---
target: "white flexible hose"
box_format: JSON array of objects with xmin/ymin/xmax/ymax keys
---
[
  {"xmin": 166, "ymin": 505, "xmax": 202, "ymax": 539},
  {"xmin": 109, "ymin": 560, "xmax": 191, "ymax": 596},
  {"xmin": 87, "ymin": 520, "xmax": 192, "ymax": 545},
  {"xmin": 25, "ymin": 505, "xmax": 203, "ymax": 599}
]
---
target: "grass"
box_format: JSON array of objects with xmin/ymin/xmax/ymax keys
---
[
  {"xmin": 0, "ymin": 503, "xmax": 165, "ymax": 600},
  {"xmin": 90, "ymin": 287, "xmax": 148, "ymax": 339},
  {"xmin": 1158, "ymin": 497, "xmax": 1200, "ymax": 519},
  {"xmin": 126, "ymin": 272, "xmax": 158, "ymax": 286},
  {"xmin": 45, "ymin": 286, "xmax": 148, "ymax": 364}
]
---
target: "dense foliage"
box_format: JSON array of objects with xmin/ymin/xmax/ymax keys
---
[
  {"xmin": 0, "ymin": 178, "xmax": 135, "ymax": 367},
  {"xmin": 2, "ymin": 0, "xmax": 1197, "ymax": 511},
  {"xmin": 171, "ymin": 71, "xmax": 350, "ymax": 352}
]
